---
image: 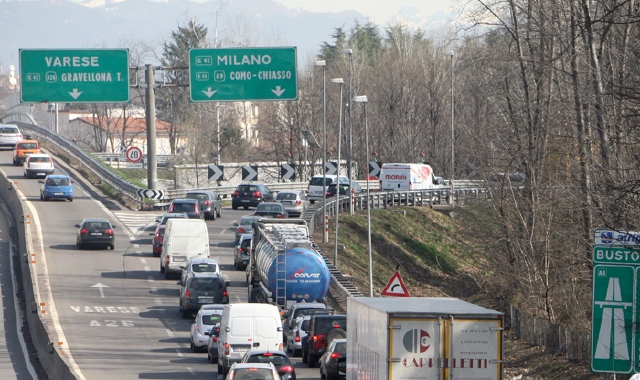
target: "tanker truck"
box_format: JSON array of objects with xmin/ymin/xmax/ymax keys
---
[{"xmin": 247, "ymin": 219, "xmax": 331, "ymax": 310}]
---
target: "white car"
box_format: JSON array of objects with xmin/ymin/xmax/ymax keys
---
[
  {"xmin": 179, "ymin": 257, "xmax": 221, "ymax": 286},
  {"xmin": 0, "ymin": 124, "xmax": 23, "ymax": 149},
  {"xmin": 190, "ymin": 304, "xmax": 224, "ymax": 352},
  {"xmin": 23, "ymin": 153, "xmax": 54, "ymax": 178},
  {"xmin": 307, "ymin": 174, "xmax": 348, "ymax": 203},
  {"xmin": 225, "ymin": 362, "xmax": 280, "ymax": 380}
]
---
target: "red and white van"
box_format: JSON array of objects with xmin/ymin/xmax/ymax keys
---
[{"xmin": 379, "ymin": 163, "xmax": 443, "ymax": 191}]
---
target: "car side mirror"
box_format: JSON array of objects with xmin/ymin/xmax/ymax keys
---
[
  {"xmin": 74, "ymin": 224, "xmax": 80, "ymax": 228},
  {"xmin": 38, "ymin": 180, "xmax": 44, "ymax": 184},
  {"xmin": 225, "ymin": 280, "xmax": 231, "ymax": 286},
  {"xmin": 232, "ymin": 222, "xmax": 238, "ymax": 226},
  {"xmin": 155, "ymin": 217, "xmax": 161, "ymax": 222},
  {"xmin": 179, "ymin": 266, "xmax": 186, "ymax": 270},
  {"xmin": 177, "ymin": 280, "xmax": 183, "ymax": 286},
  {"xmin": 112, "ymin": 225, "xmax": 116, "ymax": 229}
]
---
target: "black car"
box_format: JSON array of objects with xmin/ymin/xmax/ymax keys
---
[
  {"xmin": 319, "ymin": 338, "xmax": 346, "ymax": 380},
  {"xmin": 75, "ymin": 218, "xmax": 116, "ymax": 250},
  {"xmin": 302, "ymin": 314, "xmax": 347, "ymax": 367},
  {"xmin": 231, "ymin": 183, "xmax": 276, "ymax": 210},
  {"xmin": 234, "ymin": 234, "xmax": 252, "ymax": 270},
  {"xmin": 169, "ymin": 198, "xmax": 204, "ymax": 219},
  {"xmin": 179, "ymin": 273, "xmax": 229, "ymax": 318},
  {"xmin": 327, "ymin": 181, "xmax": 364, "ymax": 197},
  {"xmin": 253, "ymin": 202, "xmax": 288, "ymax": 218},
  {"xmin": 185, "ymin": 190, "xmax": 222, "ymax": 220},
  {"xmin": 239, "ymin": 349, "xmax": 297, "ymax": 380}
]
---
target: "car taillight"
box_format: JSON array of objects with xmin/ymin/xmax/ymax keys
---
[
  {"xmin": 232, "ymin": 191, "xmax": 239, "ymax": 197},
  {"xmin": 326, "ymin": 192, "xmax": 332, "ymax": 197},
  {"xmin": 262, "ymin": 352, "xmax": 274, "ymax": 356},
  {"xmin": 295, "ymin": 331, "xmax": 300, "ymax": 343},
  {"xmin": 224, "ymin": 343, "xmax": 230, "ymax": 355},
  {"xmin": 49, "ymin": 157, "xmax": 53, "ymax": 165},
  {"xmin": 280, "ymin": 365, "xmax": 294, "ymax": 373},
  {"xmin": 204, "ymin": 200, "xmax": 211, "ymax": 206},
  {"xmin": 276, "ymin": 214, "xmax": 284, "ymax": 219},
  {"xmin": 185, "ymin": 290, "xmax": 191, "ymax": 297},
  {"xmin": 169, "ymin": 205, "xmax": 174, "ymax": 212},
  {"xmin": 165, "ymin": 256, "xmax": 170, "ymax": 266},
  {"xmin": 278, "ymin": 342, "xmax": 283, "ymax": 350},
  {"xmin": 196, "ymin": 325, "xmax": 200, "ymax": 331},
  {"xmin": 238, "ymin": 227, "xmax": 246, "ymax": 233},
  {"xmin": 253, "ymin": 191, "xmax": 262, "ymax": 198},
  {"xmin": 330, "ymin": 352, "xmax": 343, "ymax": 359},
  {"xmin": 296, "ymin": 200, "xmax": 301, "ymax": 205},
  {"xmin": 80, "ymin": 229, "xmax": 89, "ymax": 234},
  {"xmin": 105, "ymin": 229, "xmax": 114, "ymax": 235},
  {"xmin": 223, "ymin": 290, "xmax": 228, "ymax": 296},
  {"xmin": 213, "ymin": 336, "xmax": 218, "ymax": 343}
]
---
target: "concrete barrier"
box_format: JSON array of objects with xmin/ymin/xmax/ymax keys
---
[{"xmin": 0, "ymin": 172, "xmax": 76, "ymax": 379}]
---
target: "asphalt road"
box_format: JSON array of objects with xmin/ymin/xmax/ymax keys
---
[{"xmin": 0, "ymin": 148, "xmax": 322, "ymax": 379}]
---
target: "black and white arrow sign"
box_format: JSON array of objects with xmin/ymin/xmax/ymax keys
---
[
  {"xmin": 136, "ymin": 189, "xmax": 166, "ymax": 200},
  {"xmin": 325, "ymin": 161, "xmax": 338, "ymax": 175},
  {"xmin": 368, "ymin": 161, "xmax": 382, "ymax": 178},
  {"xmin": 281, "ymin": 163, "xmax": 296, "ymax": 181},
  {"xmin": 208, "ymin": 164, "xmax": 224, "ymax": 181},
  {"xmin": 242, "ymin": 165, "xmax": 258, "ymax": 181}
]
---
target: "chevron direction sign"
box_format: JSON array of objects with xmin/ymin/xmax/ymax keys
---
[
  {"xmin": 368, "ymin": 161, "xmax": 382, "ymax": 179},
  {"xmin": 136, "ymin": 189, "xmax": 165, "ymax": 200},
  {"xmin": 208, "ymin": 164, "xmax": 224, "ymax": 181},
  {"xmin": 242, "ymin": 165, "xmax": 258, "ymax": 181},
  {"xmin": 325, "ymin": 161, "xmax": 338, "ymax": 175},
  {"xmin": 281, "ymin": 163, "xmax": 296, "ymax": 181},
  {"xmin": 592, "ymin": 229, "xmax": 640, "ymax": 374}
]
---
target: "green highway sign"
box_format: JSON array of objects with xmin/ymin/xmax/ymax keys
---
[
  {"xmin": 20, "ymin": 49, "xmax": 130, "ymax": 103},
  {"xmin": 594, "ymin": 246, "xmax": 640, "ymax": 265},
  {"xmin": 189, "ymin": 47, "xmax": 297, "ymax": 102},
  {"xmin": 591, "ymin": 265, "xmax": 634, "ymax": 373}
]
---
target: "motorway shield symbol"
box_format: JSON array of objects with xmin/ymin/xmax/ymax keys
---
[{"xmin": 592, "ymin": 265, "xmax": 634, "ymax": 373}]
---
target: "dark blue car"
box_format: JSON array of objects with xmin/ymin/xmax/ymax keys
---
[{"xmin": 39, "ymin": 174, "xmax": 73, "ymax": 201}]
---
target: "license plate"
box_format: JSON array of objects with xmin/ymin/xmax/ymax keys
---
[
  {"xmin": 241, "ymin": 200, "xmax": 250, "ymax": 203},
  {"xmin": 173, "ymin": 257, "xmax": 187, "ymax": 262},
  {"xmin": 199, "ymin": 297, "xmax": 213, "ymax": 303},
  {"xmin": 54, "ymin": 192, "xmax": 63, "ymax": 195},
  {"xmin": 282, "ymin": 201, "xmax": 292, "ymax": 205},
  {"xmin": 90, "ymin": 232, "xmax": 103, "ymax": 235},
  {"xmin": 234, "ymin": 347, "xmax": 250, "ymax": 352}
]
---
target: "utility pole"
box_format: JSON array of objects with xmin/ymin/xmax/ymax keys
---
[{"xmin": 145, "ymin": 64, "xmax": 157, "ymax": 190}]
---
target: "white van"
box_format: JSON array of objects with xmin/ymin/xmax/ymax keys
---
[
  {"xmin": 380, "ymin": 163, "xmax": 444, "ymax": 191},
  {"xmin": 217, "ymin": 303, "xmax": 283, "ymax": 375},
  {"xmin": 160, "ymin": 218, "xmax": 210, "ymax": 279},
  {"xmin": 307, "ymin": 174, "xmax": 349, "ymax": 203}
]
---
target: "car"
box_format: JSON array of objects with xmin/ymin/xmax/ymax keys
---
[
  {"xmin": 75, "ymin": 218, "xmax": 116, "ymax": 250},
  {"xmin": 190, "ymin": 304, "xmax": 224, "ymax": 353},
  {"xmin": 178, "ymin": 273, "xmax": 229, "ymax": 318},
  {"xmin": 149, "ymin": 225, "xmax": 165, "ymax": 257},
  {"xmin": 154, "ymin": 212, "xmax": 188, "ymax": 226},
  {"xmin": 168, "ymin": 198, "xmax": 204, "ymax": 219},
  {"xmin": 185, "ymin": 190, "xmax": 222, "ymax": 220},
  {"xmin": 13, "ymin": 139, "xmax": 40, "ymax": 165},
  {"xmin": 253, "ymin": 202, "xmax": 288, "ymax": 219},
  {"xmin": 307, "ymin": 175, "xmax": 348, "ymax": 203},
  {"xmin": 225, "ymin": 362, "xmax": 280, "ymax": 380},
  {"xmin": 302, "ymin": 313, "xmax": 347, "ymax": 367},
  {"xmin": 319, "ymin": 338, "xmax": 347, "ymax": 380},
  {"xmin": 23, "ymin": 153, "xmax": 54, "ymax": 178},
  {"xmin": 275, "ymin": 190, "xmax": 310, "ymax": 217},
  {"xmin": 179, "ymin": 257, "xmax": 221, "ymax": 286},
  {"xmin": 283, "ymin": 303, "xmax": 327, "ymax": 349},
  {"xmin": 0, "ymin": 124, "xmax": 23, "ymax": 149},
  {"xmin": 231, "ymin": 183, "xmax": 276, "ymax": 210},
  {"xmin": 326, "ymin": 181, "xmax": 364, "ymax": 197},
  {"xmin": 234, "ymin": 234, "xmax": 252, "ymax": 270},
  {"xmin": 206, "ymin": 322, "xmax": 222, "ymax": 364},
  {"xmin": 233, "ymin": 215, "xmax": 261, "ymax": 243},
  {"xmin": 286, "ymin": 315, "xmax": 310, "ymax": 357},
  {"xmin": 39, "ymin": 174, "xmax": 73, "ymax": 201},
  {"xmin": 239, "ymin": 349, "xmax": 296, "ymax": 380}
]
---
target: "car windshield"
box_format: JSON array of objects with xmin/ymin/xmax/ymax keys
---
[
  {"xmin": 255, "ymin": 204, "xmax": 282, "ymax": 212},
  {"xmin": 276, "ymin": 193, "xmax": 297, "ymax": 200},
  {"xmin": 202, "ymin": 314, "xmax": 222, "ymax": 325},
  {"xmin": 246, "ymin": 354, "xmax": 288, "ymax": 366},
  {"xmin": 233, "ymin": 368, "xmax": 276, "ymax": 380},
  {"xmin": 189, "ymin": 277, "xmax": 223, "ymax": 291},
  {"xmin": 47, "ymin": 178, "xmax": 69, "ymax": 186},
  {"xmin": 19, "ymin": 143, "xmax": 38, "ymax": 149},
  {"xmin": 191, "ymin": 263, "xmax": 218, "ymax": 273},
  {"xmin": 186, "ymin": 193, "xmax": 209, "ymax": 201},
  {"xmin": 309, "ymin": 177, "xmax": 333, "ymax": 186}
]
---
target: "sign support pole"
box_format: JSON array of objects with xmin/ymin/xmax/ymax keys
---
[{"xmin": 145, "ymin": 64, "xmax": 157, "ymax": 190}]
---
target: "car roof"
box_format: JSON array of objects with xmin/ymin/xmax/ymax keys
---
[
  {"xmin": 162, "ymin": 212, "xmax": 187, "ymax": 217},
  {"xmin": 277, "ymin": 190, "xmax": 300, "ymax": 194},
  {"xmin": 172, "ymin": 198, "xmax": 198, "ymax": 203},
  {"xmin": 201, "ymin": 304, "xmax": 225, "ymax": 311},
  {"xmin": 81, "ymin": 218, "xmax": 111, "ymax": 223},
  {"xmin": 17, "ymin": 139, "xmax": 38, "ymax": 144},
  {"xmin": 27, "ymin": 153, "xmax": 50, "ymax": 158},
  {"xmin": 45, "ymin": 174, "xmax": 69, "ymax": 179},
  {"xmin": 188, "ymin": 257, "xmax": 219, "ymax": 265},
  {"xmin": 290, "ymin": 302, "xmax": 326, "ymax": 309},
  {"xmin": 245, "ymin": 349, "xmax": 288, "ymax": 356},
  {"xmin": 231, "ymin": 362, "xmax": 277, "ymax": 370},
  {"xmin": 240, "ymin": 233, "xmax": 253, "ymax": 240}
]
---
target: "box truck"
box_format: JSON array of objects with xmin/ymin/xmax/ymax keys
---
[
  {"xmin": 380, "ymin": 163, "xmax": 444, "ymax": 191},
  {"xmin": 347, "ymin": 297, "xmax": 503, "ymax": 380}
]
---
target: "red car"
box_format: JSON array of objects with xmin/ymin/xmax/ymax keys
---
[{"xmin": 151, "ymin": 225, "xmax": 166, "ymax": 257}]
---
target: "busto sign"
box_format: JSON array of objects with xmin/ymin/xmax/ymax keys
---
[
  {"xmin": 20, "ymin": 49, "xmax": 130, "ymax": 103},
  {"xmin": 189, "ymin": 47, "xmax": 297, "ymax": 102}
]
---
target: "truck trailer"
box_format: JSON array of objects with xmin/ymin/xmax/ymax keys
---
[{"xmin": 347, "ymin": 297, "xmax": 503, "ymax": 380}]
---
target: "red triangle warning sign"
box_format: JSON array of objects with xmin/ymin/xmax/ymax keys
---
[{"xmin": 380, "ymin": 271, "xmax": 410, "ymax": 297}]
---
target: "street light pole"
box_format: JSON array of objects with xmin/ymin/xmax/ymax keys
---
[
  {"xmin": 330, "ymin": 78, "xmax": 344, "ymax": 268},
  {"xmin": 342, "ymin": 49, "xmax": 354, "ymax": 215},
  {"xmin": 354, "ymin": 95, "xmax": 372, "ymax": 297},
  {"xmin": 315, "ymin": 59, "xmax": 329, "ymax": 243},
  {"xmin": 444, "ymin": 50, "xmax": 455, "ymax": 205}
]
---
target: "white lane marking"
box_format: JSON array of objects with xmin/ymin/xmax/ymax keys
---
[
  {"xmin": 188, "ymin": 367, "xmax": 195, "ymax": 375},
  {"xmin": 166, "ymin": 329, "xmax": 174, "ymax": 338},
  {"xmin": 140, "ymin": 258, "xmax": 147, "ymax": 264},
  {"xmin": 147, "ymin": 276, "xmax": 154, "ymax": 283},
  {"xmin": 133, "ymin": 244, "xmax": 139, "ymax": 248},
  {"xmin": 9, "ymin": 243, "xmax": 38, "ymax": 379},
  {"xmin": 20, "ymin": 189, "xmax": 86, "ymax": 379},
  {"xmin": 150, "ymin": 287, "xmax": 157, "ymax": 294},
  {"xmin": 155, "ymin": 298, "xmax": 162, "ymax": 304},
  {"xmin": 144, "ymin": 266, "xmax": 150, "ymax": 272},
  {"xmin": 176, "ymin": 349, "xmax": 184, "ymax": 358}
]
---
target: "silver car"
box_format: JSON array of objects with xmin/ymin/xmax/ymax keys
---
[
  {"xmin": 190, "ymin": 304, "xmax": 224, "ymax": 352},
  {"xmin": 275, "ymin": 190, "xmax": 310, "ymax": 217},
  {"xmin": 0, "ymin": 124, "xmax": 23, "ymax": 149},
  {"xmin": 286, "ymin": 315, "xmax": 311, "ymax": 357},
  {"xmin": 179, "ymin": 257, "xmax": 221, "ymax": 286},
  {"xmin": 233, "ymin": 215, "xmax": 261, "ymax": 243}
]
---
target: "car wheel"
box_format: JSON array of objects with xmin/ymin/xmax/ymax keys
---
[
  {"xmin": 160, "ymin": 263, "xmax": 165, "ymax": 274},
  {"xmin": 232, "ymin": 205, "xmax": 238, "ymax": 210},
  {"xmin": 302, "ymin": 348, "xmax": 308, "ymax": 364},
  {"xmin": 211, "ymin": 211, "xmax": 216, "ymax": 221},
  {"xmin": 77, "ymin": 243, "xmax": 83, "ymax": 250},
  {"xmin": 12, "ymin": 159, "xmax": 16, "ymax": 165},
  {"xmin": 165, "ymin": 269, "xmax": 171, "ymax": 280},
  {"xmin": 68, "ymin": 197, "xmax": 73, "ymax": 202},
  {"xmin": 40, "ymin": 193, "xmax": 44, "ymax": 201},
  {"xmin": 190, "ymin": 341, "xmax": 197, "ymax": 352},
  {"xmin": 217, "ymin": 362, "xmax": 223, "ymax": 374},
  {"xmin": 293, "ymin": 348, "xmax": 301, "ymax": 357},
  {"xmin": 109, "ymin": 244, "xmax": 115, "ymax": 250},
  {"xmin": 243, "ymin": 206, "xmax": 249, "ymax": 210},
  {"xmin": 308, "ymin": 354, "xmax": 318, "ymax": 368},
  {"xmin": 217, "ymin": 208, "xmax": 221, "ymax": 217}
]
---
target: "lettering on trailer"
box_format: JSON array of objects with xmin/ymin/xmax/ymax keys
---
[
  {"xmin": 594, "ymin": 276, "xmax": 631, "ymax": 360},
  {"xmin": 385, "ymin": 174, "xmax": 407, "ymax": 180},
  {"xmin": 242, "ymin": 165, "xmax": 258, "ymax": 181}
]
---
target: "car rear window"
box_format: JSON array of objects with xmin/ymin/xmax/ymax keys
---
[
  {"xmin": 189, "ymin": 277, "xmax": 223, "ymax": 291},
  {"xmin": 172, "ymin": 203, "xmax": 195, "ymax": 212},
  {"xmin": 315, "ymin": 317, "xmax": 347, "ymax": 333},
  {"xmin": 47, "ymin": 178, "xmax": 69, "ymax": 186},
  {"xmin": 84, "ymin": 221, "xmax": 110, "ymax": 230},
  {"xmin": 309, "ymin": 177, "xmax": 333, "ymax": 186},
  {"xmin": 238, "ymin": 185, "xmax": 259, "ymax": 192},
  {"xmin": 203, "ymin": 314, "xmax": 222, "ymax": 325},
  {"xmin": 29, "ymin": 156, "xmax": 49, "ymax": 163},
  {"xmin": 19, "ymin": 142, "xmax": 38, "ymax": 149},
  {"xmin": 192, "ymin": 263, "xmax": 218, "ymax": 273},
  {"xmin": 0, "ymin": 127, "xmax": 19, "ymax": 134},
  {"xmin": 335, "ymin": 342, "xmax": 347, "ymax": 352},
  {"xmin": 256, "ymin": 204, "xmax": 282, "ymax": 212},
  {"xmin": 186, "ymin": 193, "xmax": 209, "ymax": 201},
  {"xmin": 246, "ymin": 354, "xmax": 288, "ymax": 366},
  {"xmin": 233, "ymin": 368, "xmax": 276, "ymax": 380},
  {"xmin": 241, "ymin": 217, "xmax": 258, "ymax": 226},
  {"xmin": 277, "ymin": 193, "xmax": 297, "ymax": 200}
]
